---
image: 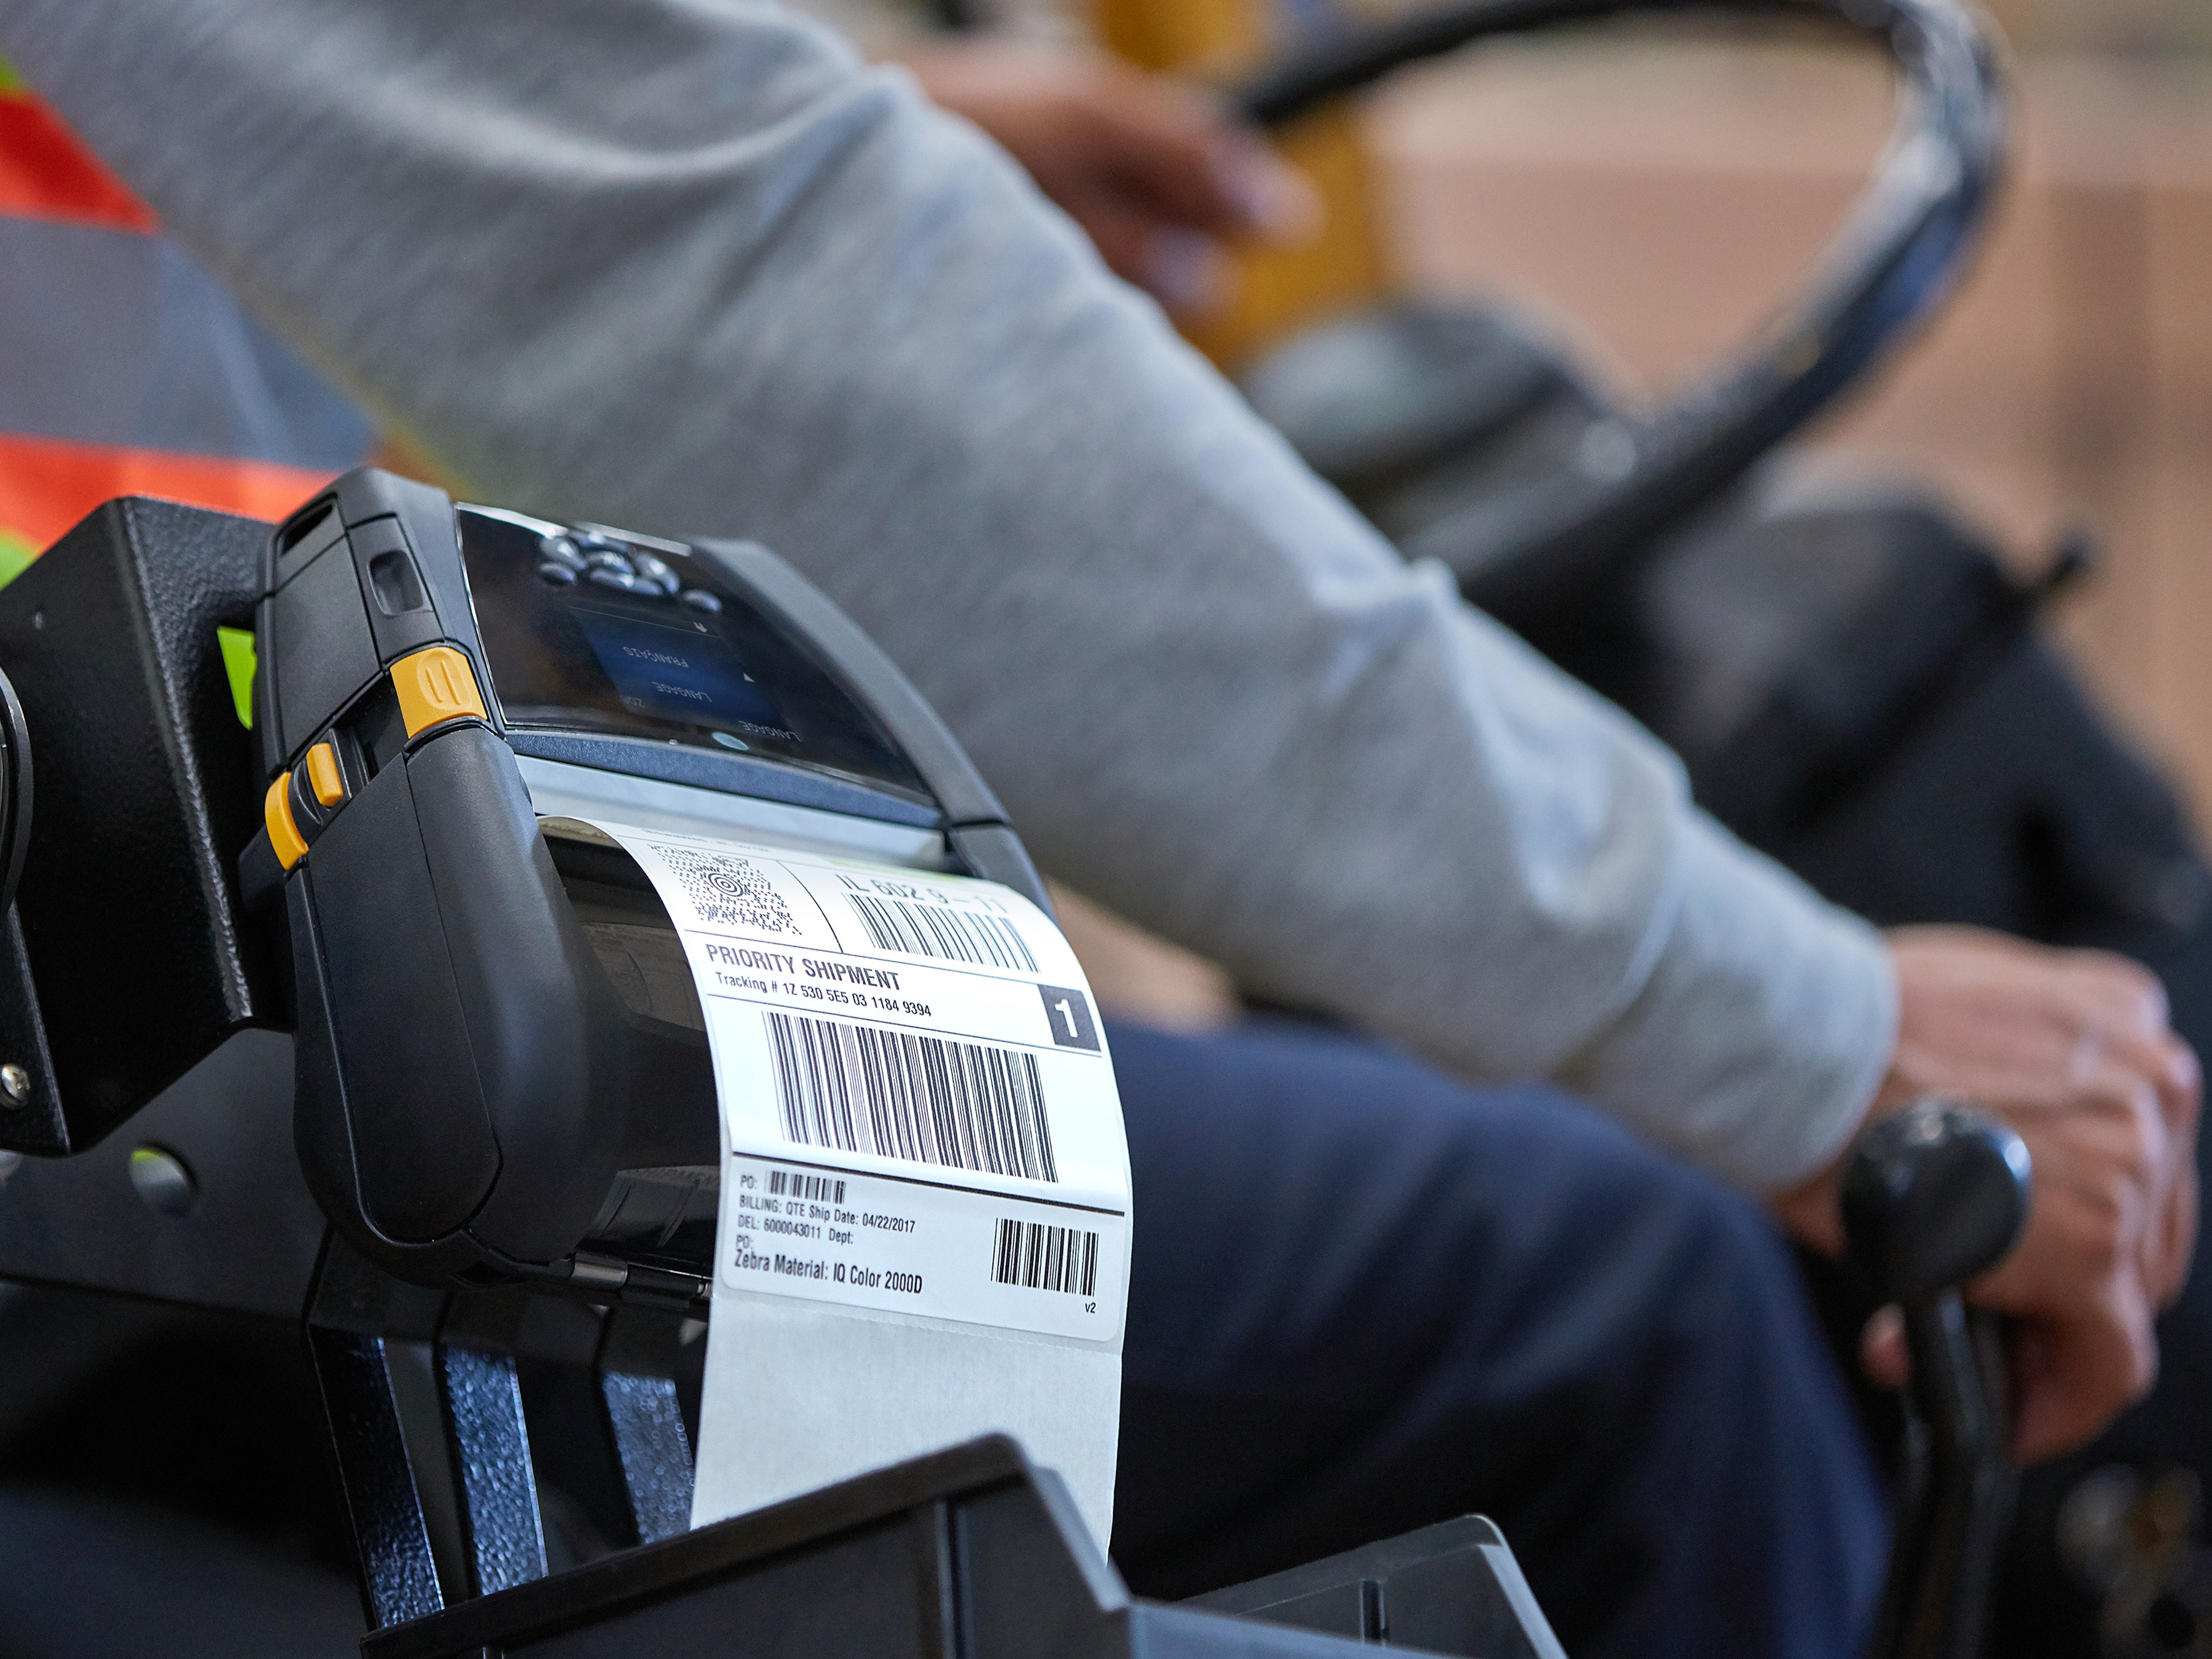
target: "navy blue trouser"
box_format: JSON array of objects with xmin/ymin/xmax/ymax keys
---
[{"xmin": 1105, "ymin": 1017, "xmax": 1889, "ymax": 1659}]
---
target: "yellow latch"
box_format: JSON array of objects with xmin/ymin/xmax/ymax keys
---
[
  {"xmin": 392, "ymin": 645, "xmax": 488, "ymax": 739},
  {"xmin": 304, "ymin": 741, "xmax": 345, "ymax": 808},
  {"xmin": 265, "ymin": 773, "xmax": 308, "ymax": 871}
]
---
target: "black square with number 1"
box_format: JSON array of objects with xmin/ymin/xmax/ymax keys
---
[{"xmin": 1037, "ymin": 985, "xmax": 1099, "ymax": 1051}]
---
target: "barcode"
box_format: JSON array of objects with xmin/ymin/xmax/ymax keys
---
[
  {"xmin": 991, "ymin": 1218, "xmax": 1100, "ymax": 1296},
  {"xmin": 766, "ymin": 1011, "xmax": 1059, "ymax": 1182},
  {"xmin": 768, "ymin": 1170, "xmax": 845, "ymax": 1205},
  {"xmin": 847, "ymin": 893, "xmax": 1037, "ymax": 974}
]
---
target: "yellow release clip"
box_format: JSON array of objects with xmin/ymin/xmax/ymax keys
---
[{"xmin": 392, "ymin": 645, "xmax": 488, "ymax": 739}]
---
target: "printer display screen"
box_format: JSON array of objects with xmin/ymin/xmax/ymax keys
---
[
  {"xmin": 456, "ymin": 507, "xmax": 933, "ymax": 806},
  {"xmin": 568, "ymin": 602, "xmax": 794, "ymax": 739}
]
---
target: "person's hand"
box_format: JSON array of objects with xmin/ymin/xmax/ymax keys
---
[
  {"xmin": 901, "ymin": 41, "xmax": 1320, "ymax": 312},
  {"xmin": 1774, "ymin": 925, "xmax": 2200, "ymax": 1463}
]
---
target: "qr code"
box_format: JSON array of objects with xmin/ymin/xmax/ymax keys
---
[{"xmin": 653, "ymin": 845, "xmax": 799, "ymax": 935}]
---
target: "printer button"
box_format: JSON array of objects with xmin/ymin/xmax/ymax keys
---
[
  {"xmin": 630, "ymin": 552, "xmax": 680, "ymax": 594},
  {"xmin": 392, "ymin": 645, "xmax": 490, "ymax": 739},
  {"xmin": 265, "ymin": 773, "xmax": 308, "ymax": 871},
  {"xmin": 305, "ymin": 741, "xmax": 347, "ymax": 809}
]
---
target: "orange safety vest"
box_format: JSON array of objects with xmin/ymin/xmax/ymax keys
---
[{"xmin": 0, "ymin": 58, "xmax": 372, "ymax": 580}]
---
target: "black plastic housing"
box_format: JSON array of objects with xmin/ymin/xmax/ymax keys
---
[
  {"xmin": 257, "ymin": 469, "xmax": 497, "ymax": 783},
  {"xmin": 257, "ymin": 472, "xmax": 632, "ymax": 1287},
  {"xmin": 286, "ymin": 723, "xmax": 633, "ymax": 1283},
  {"xmin": 359, "ymin": 1433, "xmax": 1558, "ymax": 1659},
  {"xmin": 0, "ymin": 498, "xmax": 285, "ymax": 1156},
  {"xmin": 1190, "ymin": 1517, "xmax": 1558, "ymax": 1655}
]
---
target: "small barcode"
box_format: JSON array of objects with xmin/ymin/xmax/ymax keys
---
[
  {"xmin": 766, "ymin": 1011, "xmax": 1059, "ymax": 1182},
  {"xmin": 767, "ymin": 1170, "xmax": 845, "ymax": 1205},
  {"xmin": 847, "ymin": 892, "xmax": 1037, "ymax": 974},
  {"xmin": 991, "ymin": 1218, "xmax": 1100, "ymax": 1297}
]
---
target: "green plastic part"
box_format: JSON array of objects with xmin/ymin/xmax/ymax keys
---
[
  {"xmin": 0, "ymin": 529, "xmax": 37, "ymax": 592},
  {"xmin": 217, "ymin": 626, "xmax": 257, "ymax": 730}
]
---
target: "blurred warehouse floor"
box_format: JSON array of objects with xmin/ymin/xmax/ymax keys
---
[{"xmin": 1363, "ymin": 40, "xmax": 2212, "ymax": 822}]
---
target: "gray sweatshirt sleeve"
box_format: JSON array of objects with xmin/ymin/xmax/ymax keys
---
[{"xmin": 0, "ymin": 0, "xmax": 1897, "ymax": 1190}]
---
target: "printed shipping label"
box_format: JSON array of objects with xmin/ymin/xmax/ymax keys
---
[
  {"xmin": 728, "ymin": 1153, "xmax": 1121, "ymax": 1342},
  {"xmin": 580, "ymin": 820, "xmax": 1131, "ymax": 1344}
]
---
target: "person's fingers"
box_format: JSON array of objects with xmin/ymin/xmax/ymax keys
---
[
  {"xmin": 2157, "ymin": 1151, "xmax": 2198, "ymax": 1308},
  {"xmin": 901, "ymin": 42, "xmax": 1323, "ymax": 283},
  {"xmin": 1064, "ymin": 197, "xmax": 1230, "ymax": 310},
  {"xmin": 2147, "ymin": 1032, "xmax": 2201, "ymax": 1307},
  {"xmin": 1074, "ymin": 83, "xmax": 1231, "ymax": 221},
  {"xmin": 2026, "ymin": 956, "xmax": 2197, "ymax": 1307},
  {"xmin": 1860, "ymin": 1304, "xmax": 1908, "ymax": 1390},
  {"xmin": 1975, "ymin": 1077, "xmax": 2162, "ymax": 1458},
  {"xmin": 1069, "ymin": 78, "xmax": 1317, "ymax": 242},
  {"xmin": 2077, "ymin": 1021, "xmax": 2198, "ymax": 1304},
  {"xmin": 2008, "ymin": 1281, "xmax": 2157, "ymax": 1462},
  {"xmin": 1062, "ymin": 195, "xmax": 1161, "ymax": 289},
  {"xmin": 1137, "ymin": 229, "xmax": 1232, "ymax": 313},
  {"xmin": 1769, "ymin": 1160, "xmax": 1845, "ymax": 1257},
  {"xmin": 2023, "ymin": 1064, "xmax": 2161, "ymax": 1279},
  {"xmin": 2058, "ymin": 947, "xmax": 2171, "ymax": 1034},
  {"xmin": 1209, "ymin": 141, "xmax": 1325, "ymax": 243},
  {"xmin": 1856, "ymin": 1298, "xmax": 2147, "ymax": 1462},
  {"xmin": 2008, "ymin": 1319, "xmax": 2061, "ymax": 1457}
]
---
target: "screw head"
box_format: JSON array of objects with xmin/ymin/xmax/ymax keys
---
[{"xmin": 0, "ymin": 1063, "xmax": 29, "ymax": 1109}]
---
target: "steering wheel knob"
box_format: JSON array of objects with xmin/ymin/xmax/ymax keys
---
[{"xmin": 1841, "ymin": 1099, "xmax": 2031, "ymax": 1306}]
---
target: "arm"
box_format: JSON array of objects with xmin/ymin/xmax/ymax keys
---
[{"xmin": 0, "ymin": 0, "xmax": 1896, "ymax": 1194}]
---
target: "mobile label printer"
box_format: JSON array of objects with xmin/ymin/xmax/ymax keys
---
[
  {"xmin": 243, "ymin": 467, "xmax": 1131, "ymax": 1540},
  {"xmin": 0, "ymin": 471, "xmax": 1575, "ymax": 1659}
]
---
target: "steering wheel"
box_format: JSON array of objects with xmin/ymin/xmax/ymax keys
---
[{"xmin": 1228, "ymin": 0, "xmax": 2006, "ymax": 638}]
